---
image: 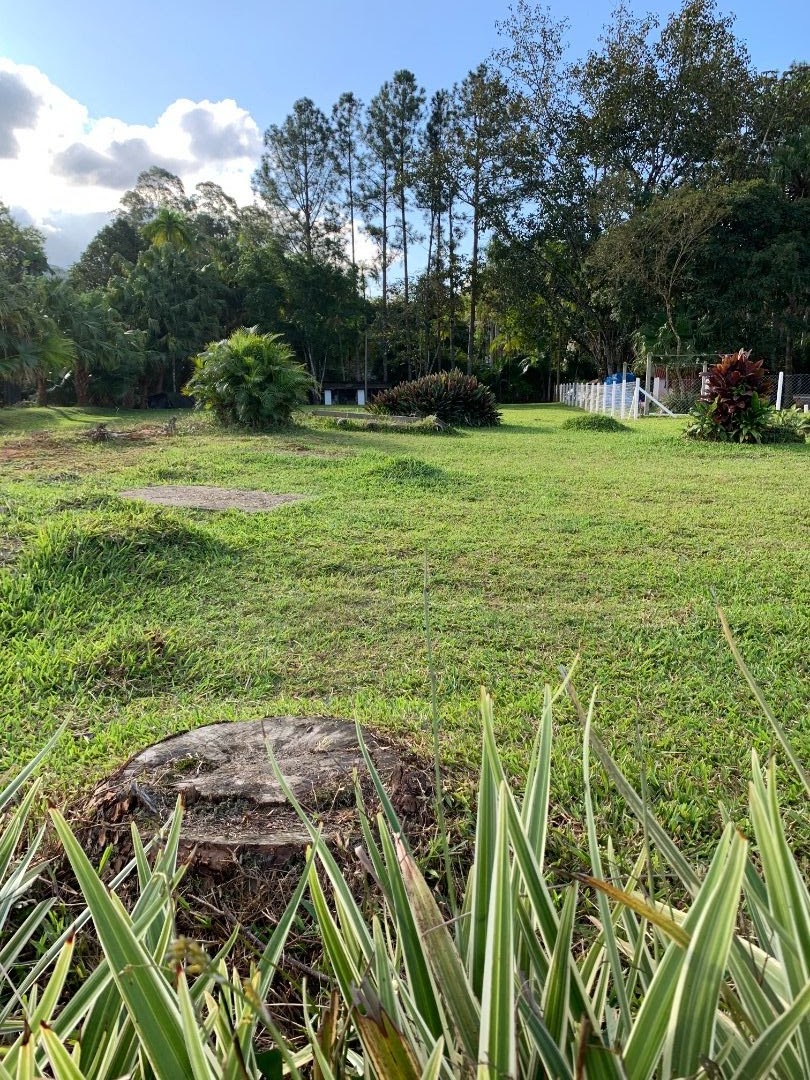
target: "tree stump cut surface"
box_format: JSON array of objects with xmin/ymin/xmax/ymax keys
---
[{"xmin": 86, "ymin": 717, "xmax": 416, "ymax": 870}]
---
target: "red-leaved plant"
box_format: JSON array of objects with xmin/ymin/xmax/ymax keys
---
[{"xmin": 702, "ymin": 349, "xmax": 772, "ymax": 435}]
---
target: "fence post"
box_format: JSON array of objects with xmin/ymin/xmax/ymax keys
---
[
  {"xmin": 776, "ymin": 371, "xmax": 784, "ymax": 410},
  {"xmin": 620, "ymin": 364, "xmax": 628, "ymax": 419},
  {"xmin": 644, "ymin": 354, "xmax": 652, "ymax": 417},
  {"xmin": 611, "ymin": 380, "xmax": 617, "ymax": 416}
]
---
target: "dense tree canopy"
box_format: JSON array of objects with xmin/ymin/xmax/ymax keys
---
[{"xmin": 2, "ymin": 0, "xmax": 808, "ymax": 408}]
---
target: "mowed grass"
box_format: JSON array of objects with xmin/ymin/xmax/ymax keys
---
[{"xmin": 0, "ymin": 404, "xmax": 807, "ymax": 868}]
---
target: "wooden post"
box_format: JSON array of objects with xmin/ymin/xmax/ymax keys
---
[
  {"xmin": 776, "ymin": 371, "xmax": 784, "ymax": 410},
  {"xmin": 632, "ymin": 379, "xmax": 640, "ymax": 420},
  {"xmin": 611, "ymin": 380, "xmax": 617, "ymax": 416},
  {"xmin": 620, "ymin": 363, "xmax": 628, "ymax": 419},
  {"xmin": 644, "ymin": 353, "xmax": 653, "ymax": 417}
]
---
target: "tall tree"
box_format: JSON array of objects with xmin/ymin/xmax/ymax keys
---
[
  {"xmin": 108, "ymin": 245, "xmax": 222, "ymax": 397},
  {"xmin": 253, "ymin": 99, "xmax": 341, "ymax": 261},
  {"xmin": 0, "ymin": 203, "xmax": 49, "ymax": 281},
  {"xmin": 451, "ymin": 64, "xmax": 516, "ymax": 371},
  {"xmin": 332, "ymin": 92, "xmax": 365, "ymax": 275},
  {"xmin": 416, "ymin": 90, "xmax": 453, "ymax": 371},
  {"xmin": 70, "ymin": 217, "xmax": 145, "ymax": 291},
  {"xmin": 360, "ymin": 81, "xmax": 399, "ymax": 380},
  {"xmin": 388, "ymin": 71, "xmax": 425, "ymax": 376},
  {"xmin": 493, "ymin": 0, "xmax": 756, "ymax": 372},
  {"xmin": 119, "ymin": 167, "xmax": 190, "ymax": 226}
]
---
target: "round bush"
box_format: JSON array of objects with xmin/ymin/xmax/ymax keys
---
[
  {"xmin": 185, "ymin": 327, "xmax": 312, "ymax": 429},
  {"xmin": 370, "ymin": 368, "xmax": 501, "ymax": 427},
  {"xmin": 562, "ymin": 414, "xmax": 630, "ymax": 432}
]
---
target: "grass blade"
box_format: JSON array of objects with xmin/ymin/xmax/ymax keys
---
[
  {"xmin": 664, "ymin": 829, "xmax": 747, "ymax": 1076},
  {"xmin": 717, "ymin": 604, "xmax": 810, "ymax": 796},
  {"xmin": 49, "ymin": 809, "xmax": 193, "ymax": 1079},
  {"xmin": 477, "ymin": 787, "xmax": 515, "ymax": 1079}
]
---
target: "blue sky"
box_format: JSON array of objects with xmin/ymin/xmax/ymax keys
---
[
  {"xmin": 4, "ymin": 0, "xmax": 807, "ymax": 127},
  {"xmin": 1, "ymin": 0, "xmax": 808, "ymax": 266}
]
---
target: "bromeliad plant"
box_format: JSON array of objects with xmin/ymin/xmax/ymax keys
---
[{"xmin": 370, "ymin": 369, "xmax": 501, "ymax": 428}]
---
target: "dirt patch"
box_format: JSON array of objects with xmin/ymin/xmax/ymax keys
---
[
  {"xmin": 80, "ymin": 717, "xmax": 429, "ymax": 871},
  {"xmin": 118, "ymin": 486, "xmax": 306, "ymax": 512}
]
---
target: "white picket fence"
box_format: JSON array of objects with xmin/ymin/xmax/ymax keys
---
[
  {"xmin": 559, "ymin": 370, "xmax": 809, "ymax": 418},
  {"xmin": 557, "ymin": 380, "xmax": 674, "ymax": 419}
]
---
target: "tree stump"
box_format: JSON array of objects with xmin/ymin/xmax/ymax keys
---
[{"xmin": 83, "ymin": 717, "xmax": 425, "ymax": 871}]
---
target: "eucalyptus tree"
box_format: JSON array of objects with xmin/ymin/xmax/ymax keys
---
[
  {"xmin": 253, "ymin": 98, "xmax": 342, "ymax": 261},
  {"xmin": 119, "ymin": 166, "xmax": 191, "ymax": 226}
]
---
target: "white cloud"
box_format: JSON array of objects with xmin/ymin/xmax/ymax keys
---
[{"xmin": 0, "ymin": 59, "xmax": 262, "ymax": 267}]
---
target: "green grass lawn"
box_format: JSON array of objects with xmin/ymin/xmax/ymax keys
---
[{"xmin": 1, "ymin": 404, "xmax": 807, "ymax": 869}]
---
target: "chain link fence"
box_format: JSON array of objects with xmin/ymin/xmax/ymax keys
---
[{"xmin": 647, "ymin": 360, "xmax": 810, "ymax": 413}]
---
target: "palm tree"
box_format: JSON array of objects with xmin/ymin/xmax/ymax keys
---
[{"xmin": 142, "ymin": 208, "xmax": 193, "ymax": 249}]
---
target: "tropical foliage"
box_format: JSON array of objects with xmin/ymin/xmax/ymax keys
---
[
  {"xmin": 186, "ymin": 327, "xmax": 312, "ymax": 428},
  {"xmin": 686, "ymin": 349, "xmax": 806, "ymax": 442}
]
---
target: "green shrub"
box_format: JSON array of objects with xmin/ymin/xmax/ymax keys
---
[
  {"xmin": 766, "ymin": 405, "xmax": 809, "ymax": 443},
  {"xmin": 370, "ymin": 368, "xmax": 501, "ymax": 427},
  {"xmin": 562, "ymin": 413, "xmax": 630, "ymax": 432},
  {"xmin": 185, "ymin": 327, "xmax": 312, "ymax": 429}
]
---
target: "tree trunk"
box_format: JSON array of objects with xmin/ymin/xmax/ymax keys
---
[
  {"xmin": 425, "ymin": 210, "xmax": 436, "ymax": 374},
  {"xmin": 400, "ymin": 187, "xmax": 410, "ymax": 380},
  {"xmin": 381, "ymin": 178, "xmax": 388, "ymax": 384},
  {"xmin": 74, "ymin": 360, "xmax": 91, "ymax": 406},
  {"xmin": 36, "ymin": 373, "xmax": 47, "ymax": 407},
  {"xmin": 784, "ymin": 329, "xmax": 794, "ymax": 407},
  {"xmin": 466, "ymin": 208, "xmax": 480, "ymax": 375},
  {"xmin": 448, "ymin": 195, "xmax": 456, "ymax": 368}
]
